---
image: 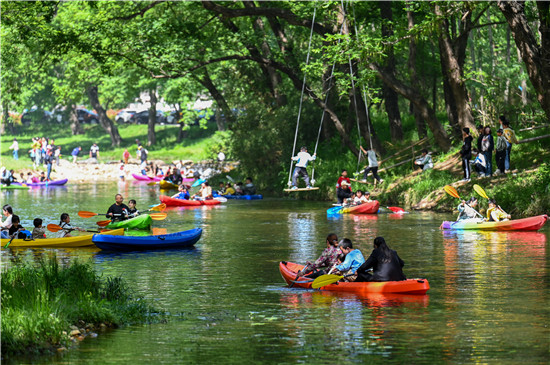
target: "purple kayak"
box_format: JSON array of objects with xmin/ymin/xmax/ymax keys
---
[
  {"xmin": 132, "ymin": 173, "xmax": 164, "ymax": 182},
  {"xmin": 13, "ymin": 178, "xmax": 68, "ymax": 187}
]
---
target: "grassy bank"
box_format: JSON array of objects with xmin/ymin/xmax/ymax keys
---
[{"xmin": 1, "ymin": 257, "xmax": 163, "ymax": 355}]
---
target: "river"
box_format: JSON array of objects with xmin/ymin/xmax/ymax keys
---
[{"xmin": 2, "ymin": 181, "xmax": 549, "ymax": 364}]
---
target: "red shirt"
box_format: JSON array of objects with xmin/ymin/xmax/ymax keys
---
[{"xmin": 336, "ymin": 176, "xmax": 351, "ymax": 190}]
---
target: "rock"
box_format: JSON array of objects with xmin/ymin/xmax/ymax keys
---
[
  {"xmin": 69, "ymin": 325, "xmax": 79, "ymax": 331},
  {"xmin": 57, "ymin": 347, "xmax": 67, "ymax": 352},
  {"xmin": 89, "ymin": 332, "xmax": 98, "ymax": 338},
  {"xmin": 70, "ymin": 329, "xmax": 81, "ymax": 336}
]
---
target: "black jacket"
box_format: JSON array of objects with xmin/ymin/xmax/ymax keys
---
[
  {"xmin": 106, "ymin": 203, "xmax": 129, "ymax": 221},
  {"xmin": 460, "ymin": 135, "xmax": 473, "ymax": 159},
  {"xmin": 357, "ymin": 248, "xmax": 406, "ymax": 282}
]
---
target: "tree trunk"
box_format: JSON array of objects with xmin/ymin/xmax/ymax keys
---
[
  {"xmin": 380, "ymin": 1, "xmax": 403, "ymax": 142},
  {"xmin": 407, "ymin": 10, "xmax": 427, "ymax": 138},
  {"xmin": 69, "ymin": 104, "xmax": 84, "ymax": 135},
  {"xmin": 435, "ymin": 4, "xmax": 476, "ymax": 136},
  {"xmin": 86, "ymin": 85, "xmax": 122, "ymax": 146},
  {"xmin": 148, "ymin": 89, "xmax": 157, "ymax": 146},
  {"xmin": 498, "ymin": 1, "xmax": 550, "ymax": 120},
  {"xmin": 194, "ymin": 69, "xmax": 235, "ymax": 128},
  {"xmin": 215, "ymin": 107, "xmax": 226, "ymax": 131},
  {"xmin": 1, "ymin": 100, "xmax": 10, "ymax": 135},
  {"xmin": 369, "ymin": 63, "xmax": 451, "ymax": 151}
]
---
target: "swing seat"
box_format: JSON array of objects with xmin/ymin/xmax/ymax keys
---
[{"xmin": 283, "ymin": 187, "xmax": 320, "ymax": 192}]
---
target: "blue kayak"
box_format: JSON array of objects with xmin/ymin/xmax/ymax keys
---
[{"xmin": 92, "ymin": 228, "xmax": 202, "ymax": 251}]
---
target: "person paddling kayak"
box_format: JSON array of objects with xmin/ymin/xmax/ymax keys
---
[
  {"xmin": 486, "ymin": 199, "xmax": 511, "ymax": 222},
  {"xmin": 457, "ymin": 197, "xmax": 482, "ymax": 221},
  {"xmin": 356, "ymin": 237, "xmax": 407, "ymax": 282},
  {"xmin": 298, "ymin": 234, "xmax": 342, "ymax": 279},
  {"xmin": 332, "ymin": 239, "xmax": 365, "ymax": 282},
  {"xmin": 106, "ymin": 194, "xmax": 130, "ymax": 222}
]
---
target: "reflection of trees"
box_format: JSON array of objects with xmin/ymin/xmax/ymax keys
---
[{"xmin": 287, "ymin": 212, "xmax": 317, "ymax": 263}]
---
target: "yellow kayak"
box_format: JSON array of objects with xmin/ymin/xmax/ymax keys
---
[
  {"xmin": 1, "ymin": 228, "xmax": 124, "ymax": 248},
  {"xmin": 159, "ymin": 180, "xmax": 179, "ymax": 190}
]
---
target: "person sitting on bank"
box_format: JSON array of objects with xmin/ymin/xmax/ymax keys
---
[
  {"xmin": 32, "ymin": 218, "xmax": 46, "ymax": 239},
  {"xmin": 127, "ymin": 199, "xmax": 140, "ymax": 218},
  {"xmin": 414, "ymin": 149, "xmax": 434, "ymax": 171},
  {"xmin": 471, "ymin": 149, "xmax": 487, "ymax": 177},
  {"xmin": 223, "ymin": 183, "xmax": 236, "ymax": 196},
  {"xmin": 290, "ymin": 146, "xmax": 316, "ymax": 189},
  {"xmin": 486, "ymin": 198, "xmax": 511, "ymax": 222},
  {"xmin": 192, "ymin": 182, "xmax": 213, "ymax": 200},
  {"xmin": 243, "ymin": 177, "xmax": 256, "ymax": 195},
  {"xmin": 332, "ymin": 238, "xmax": 365, "ymax": 282},
  {"xmin": 57, "ymin": 213, "xmax": 85, "ymax": 238},
  {"xmin": 356, "ymin": 237, "xmax": 407, "ymax": 282},
  {"xmin": 172, "ymin": 184, "xmax": 190, "ymax": 200},
  {"xmin": 336, "ymin": 170, "xmax": 352, "ymax": 204},
  {"xmin": 106, "ymin": 194, "xmax": 129, "ymax": 222},
  {"xmin": 298, "ymin": 233, "xmax": 342, "ymax": 279},
  {"xmin": 457, "ymin": 197, "xmax": 481, "ymax": 221}
]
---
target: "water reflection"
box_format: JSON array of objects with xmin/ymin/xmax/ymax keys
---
[{"xmin": 287, "ymin": 212, "xmax": 317, "ymax": 262}]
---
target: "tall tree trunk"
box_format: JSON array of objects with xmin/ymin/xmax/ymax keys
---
[
  {"xmin": 435, "ymin": 4, "xmax": 476, "ymax": 136},
  {"xmin": 1, "ymin": 100, "xmax": 10, "ymax": 135},
  {"xmin": 380, "ymin": 1, "xmax": 403, "ymax": 141},
  {"xmin": 194, "ymin": 68, "xmax": 235, "ymax": 127},
  {"xmin": 147, "ymin": 89, "xmax": 157, "ymax": 146},
  {"xmin": 69, "ymin": 104, "xmax": 84, "ymax": 135},
  {"xmin": 86, "ymin": 85, "xmax": 122, "ymax": 146},
  {"xmin": 498, "ymin": 1, "xmax": 550, "ymax": 119},
  {"xmin": 369, "ymin": 63, "xmax": 452, "ymax": 151},
  {"xmin": 407, "ymin": 9, "xmax": 427, "ymax": 138}
]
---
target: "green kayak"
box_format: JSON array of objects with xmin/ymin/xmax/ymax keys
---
[
  {"xmin": 105, "ymin": 214, "xmax": 152, "ymax": 230},
  {"xmin": 1, "ymin": 184, "xmax": 30, "ymax": 190}
]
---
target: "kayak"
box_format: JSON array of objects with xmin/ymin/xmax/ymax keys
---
[
  {"xmin": 1, "ymin": 228, "xmax": 124, "ymax": 248},
  {"xmin": 92, "ymin": 228, "xmax": 202, "ymax": 251},
  {"xmin": 327, "ymin": 200, "xmax": 380, "ymax": 214},
  {"xmin": 440, "ymin": 214, "xmax": 548, "ymax": 231},
  {"xmin": 132, "ymin": 173, "xmax": 164, "ymax": 182},
  {"xmin": 220, "ymin": 194, "xmax": 263, "ymax": 200},
  {"xmin": 159, "ymin": 180, "xmax": 179, "ymax": 190},
  {"xmin": 0, "ymin": 184, "xmax": 29, "ymax": 190},
  {"xmin": 279, "ymin": 261, "xmax": 430, "ymax": 295},
  {"xmin": 160, "ymin": 195, "xmax": 221, "ymax": 207},
  {"xmin": 104, "ymin": 214, "xmax": 153, "ymax": 230},
  {"xmin": 13, "ymin": 179, "xmax": 68, "ymax": 187}
]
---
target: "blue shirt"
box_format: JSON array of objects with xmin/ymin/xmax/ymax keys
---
[
  {"xmin": 71, "ymin": 147, "xmax": 80, "ymax": 156},
  {"xmin": 336, "ymin": 249, "xmax": 365, "ymax": 274},
  {"xmin": 175, "ymin": 192, "xmax": 190, "ymax": 200}
]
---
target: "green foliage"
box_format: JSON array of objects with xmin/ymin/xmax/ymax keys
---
[{"xmin": 1, "ymin": 257, "xmax": 162, "ymax": 355}]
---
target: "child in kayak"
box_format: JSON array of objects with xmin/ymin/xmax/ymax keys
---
[
  {"xmin": 172, "ymin": 185, "xmax": 190, "ymax": 200},
  {"xmin": 353, "ymin": 190, "xmax": 369, "ymax": 205},
  {"xmin": 457, "ymin": 197, "xmax": 482, "ymax": 221},
  {"xmin": 58, "ymin": 213, "xmax": 85, "ymax": 238},
  {"xmin": 8, "ymin": 215, "xmax": 29, "ymax": 239},
  {"xmin": 32, "ymin": 218, "xmax": 46, "ymax": 239},
  {"xmin": 192, "ymin": 182, "xmax": 213, "ymax": 200},
  {"xmin": 332, "ymin": 239, "xmax": 365, "ymax": 282},
  {"xmin": 127, "ymin": 199, "xmax": 140, "ymax": 218},
  {"xmin": 223, "ymin": 183, "xmax": 236, "ymax": 196},
  {"xmin": 486, "ymin": 199, "xmax": 511, "ymax": 222}
]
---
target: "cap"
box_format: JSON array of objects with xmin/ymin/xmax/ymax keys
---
[{"xmin": 341, "ymin": 180, "xmax": 350, "ymax": 186}]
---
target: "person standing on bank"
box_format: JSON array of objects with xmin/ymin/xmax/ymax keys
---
[
  {"xmin": 9, "ymin": 138, "xmax": 19, "ymax": 160},
  {"xmin": 291, "ymin": 146, "xmax": 316, "ymax": 189},
  {"xmin": 460, "ymin": 128, "xmax": 473, "ymax": 182},
  {"xmin": 481, "ymin": 126, "xmax": 494, "ymax": 177},
  {"xmin": 495, "ymin": 129, "xmax": 507, "ymax": 175},
  {"xmin": 500, "ymin": 116, "xmax": 518, "ymax": 172},
  {"xmin": 89, "ymin": 143, "xmax": 100, "ymax": 163},
  {"xmin": 359, "ymin": 146, "xmax": 383, "ymax": 184}
]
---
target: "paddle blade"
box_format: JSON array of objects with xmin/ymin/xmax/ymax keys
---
[
  {"xmin": 387, "ymin": 206, "xmax": 405, "ymax": 213},
  {"xmin": 444, "ymin": 185, "xmax": 460, "ymax": 199},
  {"xmin": 147, "ymin": 181, "xmax": 158, "ymax": 186},
  {"xmin": 311, "ymin": 274, "xmax": 344, "ymax": 289},
  {"xmin": 150, "ymin": 203, "xmax": 166, "ymax": 212},
  {"xmin": 46, "ymin": 224, "xmax": 62, "ymax": 232},
  {"xmin": 192, "ymin": 178, "xmax": 205, "ymax": 188},
  {"xmin": 149, "ymin": 212, "xmax": 167, "ymax": 220},
  {"xmin": 96, "ymin": 220, "xmax": 112, "ymax": 227},
  {"xmin": 327, "ymin": 206, "xmax": 342, "ymax": 215},
  {"xmin": 473, "ymin": 184, "xmax": 489, "ymax": 200},
  {"xmin": 152, "ymin": 228, "xmax": 168, "ymax": 235},
  {"xmin": 78, "ymin": 211, "xmax": 99, "ymax": 218}
]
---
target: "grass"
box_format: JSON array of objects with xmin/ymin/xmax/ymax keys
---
[{"xmin": 1, "ymin": 256, "xmax": 163, "ymax": 355}]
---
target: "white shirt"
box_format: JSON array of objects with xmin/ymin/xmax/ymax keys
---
[
  {"xmin": 9, "ymin": 141, "xmax": 18, "ymax": 151},
  {"xmin": 366, "ymin": 150, "xmax": 378, "ymax": 167},
  {"xmin": 292, "ymin": 151, "xmax": 316, "ymax": 168},
  {"xmin": 217, "ymin": 152, "xmax": 225, "ymax": 161}
]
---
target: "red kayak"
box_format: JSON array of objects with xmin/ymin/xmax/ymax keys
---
[
  {"xmin": 160, "ymin": 195, "xmax": 221, "ymax": 206},
  {"xmin": 340, "ymin": 200, "xmax": 380, "ymax": 214},
  {"xmin": 279, "ymin": 261, "xmax": 429, "ymax": 295}
]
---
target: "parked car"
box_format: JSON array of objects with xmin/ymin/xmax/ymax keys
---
[
  {"xmin": 129, "ymin": 110, "xmax": 166, "ymax": 124},
  {"xmin": 76, "ymin": 108, "xmax": 99, "ymax": 124},
  {"xmin": 21, "ymin": 108, "xmax": 53, "ymax": 125},
  {"xmin": 116, "ymin": 110, "xmax": 136, "ymax": 124}
]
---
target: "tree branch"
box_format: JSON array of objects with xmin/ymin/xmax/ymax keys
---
[{"xmin": 109, "ymin": 1, "xmax": 167, "ymax": 21}]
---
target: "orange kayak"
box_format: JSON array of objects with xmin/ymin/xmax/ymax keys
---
[
  {"xmin": 340, "ymin": 200, "xmax": 380, "ymax": 214},
  {"xmin": 279, "ymin": 261, "xmax": 429, "ymax": 295}
]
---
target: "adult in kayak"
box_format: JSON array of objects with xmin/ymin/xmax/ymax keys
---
[
  {"xmin": 243, "ymin": 177, "xmax": 256, "ymax": 195},
  {"xmin": 457, "ymin": 197, "xmax": 481, "ymax": 220},
  {"xmin": 192, "ymin": 182, "xmax": 213, "ymax": 200},
  {"xmin": 356, "ymin": 237, "xmax": 407, "ymax": 282},
  {"xmin": 486, "ymin": 199, "xmax": 511, "ymax": 222},
  {"xmin": 1, "ymin": 204, "xmax": 14, "ymax": 238},
  {"xmin": 106, "ymin": 194, "xmax": 130, "ymax": 222},
  {"xmin": 332, "ymin": 239, "xmax": 365, "ymax": 282},
  {"xmin": 297, "ymin": 234, "xmax": 342, "ymax": 279}
]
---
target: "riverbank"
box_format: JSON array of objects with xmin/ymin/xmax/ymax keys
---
[{"xmin": 1, "ymin": 257, "xmax": 163, "ymax": 356}]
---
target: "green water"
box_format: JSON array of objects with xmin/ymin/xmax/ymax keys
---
[{"xmin": 2, "ymin": 182, "xmax": 549, "ymax": 364}]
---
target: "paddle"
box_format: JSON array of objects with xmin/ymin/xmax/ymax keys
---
[
  {"xmin": 387, "ymin": 206, "xmax": 406, "ymax": 213},
  {"xmin": 147, "ymin": 181, "xmax": 158, "ymax": 186},
  {"xmin": 3, "ymin": 230, "xmax": 32, "ymax": 248},
  {"xmin": 214, "ymin": 196, "xmax": 227, "ymax": 203},
  {"xmin": 311, "ymin": 274, "xmax": 344, "ymax": 289},
  {"xmin": 47, "ymin": 224, "xmax": 100, "ymax": 233},
  {"xmin": 3, "ymin": 233, "xmax": 17, "ymax": 248},
  {"xmin": 192, "ymin": 178, "xmax": 206, "ymax": 188},
  {"xmin": 289, "ymin": 263, "xmax": 309, "ymax": 288},
  {"xmin": 473, "ymin": 184, "xmax": 509, "ymax": 216},
  {"xmin": 96, "ymin": 212, "xmax": 168, "ymax": 227},
  {"xmin": 444, "ymin": 185, "xmax": 484, "ymax": 219},
  {"xmin": 78, "ymin": 203, "xmax": 166, "ymax": 218}
]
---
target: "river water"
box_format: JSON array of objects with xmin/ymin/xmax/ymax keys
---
[{"xmin": 2, "ymin": 181, "xmax": 549, "ymax": 364}]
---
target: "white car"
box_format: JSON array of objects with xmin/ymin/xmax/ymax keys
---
[{"xmin": 116, "ymin": 110, "xmax": 136, "ymax": 124}]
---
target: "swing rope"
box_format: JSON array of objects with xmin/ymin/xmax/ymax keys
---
[{"xmin": 287, "ymin": 7, "xmax": 317, "ymax": 187}]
